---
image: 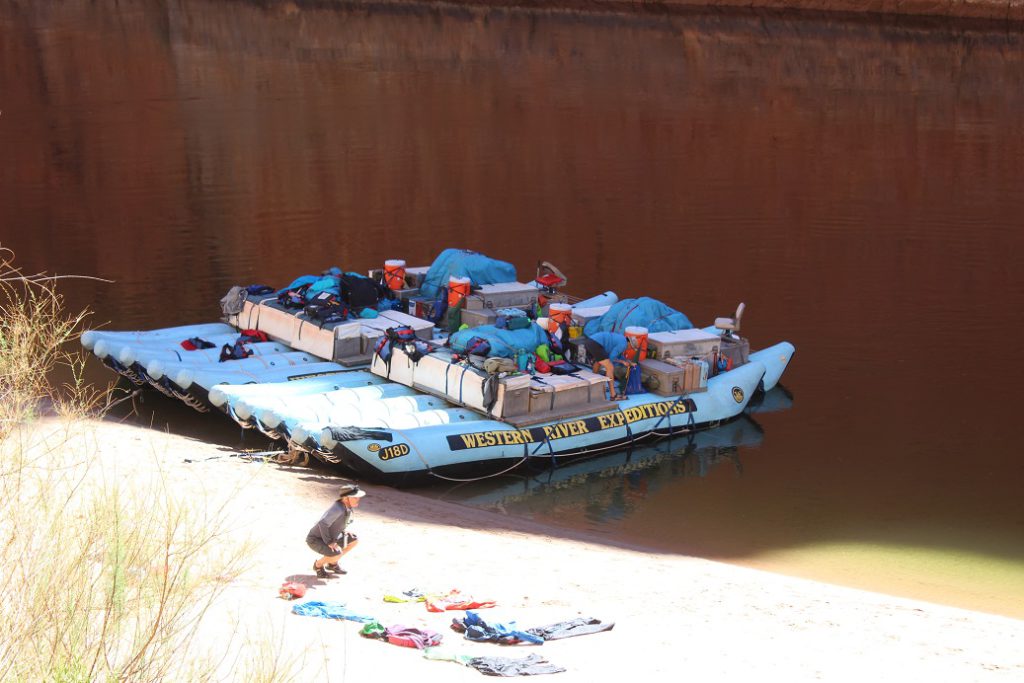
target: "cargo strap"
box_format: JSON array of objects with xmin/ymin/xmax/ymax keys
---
[
  {"xmin": 663, "ymin": 408, "xmax": 697, "ymax": 439},
  {"xmin": 530, "ymin": 432, "xmax": 556, "ymax": 468},
  {"xmin": 250, "ymin": 302, "xmax": 263, "ymax": 329},
  {"xmin": 456, "ymin": 365, "xmax": 470, "ymax": 405},
  {"xmin": 652, "ymin": 395, "xmax": 695, "ymax": 434}
]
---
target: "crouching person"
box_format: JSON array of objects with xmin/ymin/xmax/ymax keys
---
[{"xmin": 308, "ymin": 484, "xmax": 365, "ymax": 578}]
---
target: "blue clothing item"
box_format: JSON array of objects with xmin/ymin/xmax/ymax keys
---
[
  {"xmin": 455, "ymin": 611, "xmax": 545, "ymax": 645},
  {"xmin": 274, "ymin": 268, "xmax": 344, "ymax": 298},
  {"xmin": 588, "ymin": 332, "xmax": 628, "ymax": 362},
  {"xmin": 306, "ymin": 275, "xmax": 341, "ymax": 300},
  {"xmin": 275, "ymin": 274, "xmax": 320, "ymax": 297},
  {"xmin": 378, "ymin": 298, "xmax": 406, "ymax": 312},
  {"xmin": 420, "ymin": 249, "xmax": 517, "ymax": 300},
  {"xmin": 583, "ymin": 296, "xmax": 692, "ymax": 335},
  {"xmin": 291, "ymin": 601, "xmax": 375, "ymax": 623}
]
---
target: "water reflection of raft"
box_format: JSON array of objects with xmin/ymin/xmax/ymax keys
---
[{"xmin": 83, "ymin": 256, "xmax": 794, "ymax": 486}]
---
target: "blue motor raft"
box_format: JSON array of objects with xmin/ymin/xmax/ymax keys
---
[
  {"xmin": 82, "ymin": 253, "xmax": 795, "ymax": 485},
  {"xmin": 84, "ymin": 318, "xmax": 793, "ymax": 484}
]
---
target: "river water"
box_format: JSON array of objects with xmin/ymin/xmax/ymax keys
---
[{"xmin": 2, "ymin": 1, "xmax": 1022, "ymax": 618}]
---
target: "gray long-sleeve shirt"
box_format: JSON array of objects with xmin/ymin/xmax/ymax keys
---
[{"xmin": 310, "ymin": 501, "xmax": 353, "ymax": 545}]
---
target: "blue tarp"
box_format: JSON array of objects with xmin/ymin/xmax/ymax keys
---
[
  {"xmin": 583, "ymin": 297, "xmax": 692, "ymax": 335},
  {"xmin": 420, "ymin": 249, "xmax": 518, "ymax": 300},
  {"xmin": 449, "ymin": 324, "xmax": 549, "ymax": 358}
]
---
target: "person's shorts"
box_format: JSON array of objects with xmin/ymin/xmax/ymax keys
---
[
  {"xmin": 306, "ymin": 532, "xmax": 358, "ymax": 557},
  {"xmin": 583, "ymin": 339, "xmax": 609, "ymax": 364}
]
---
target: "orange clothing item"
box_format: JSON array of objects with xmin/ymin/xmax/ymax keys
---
[{"xmin": 425, "ymin": 589, "xmax": 497, "ymax": 613}]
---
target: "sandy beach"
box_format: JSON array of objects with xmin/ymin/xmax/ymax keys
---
[{"xmin": 59, "ymin": 418, "xmax": 1024, "ymax": 682}]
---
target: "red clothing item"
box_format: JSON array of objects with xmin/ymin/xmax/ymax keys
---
[
  {"xmin": 425, "ymin": 589, "xmax": 497, "ymax": 613},
  {"xmin": 279, "ymin": 581, "xmax": 307, "ymax": 600},
  {"xmin": 239, "ymin": 329, "xmax": 269, "ymax": 343}
]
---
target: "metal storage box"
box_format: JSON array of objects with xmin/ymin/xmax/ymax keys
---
[
  {"xmin": 544, "ymin": 375, "xmax": 593, "ymax": 410},
  {"xmin": 569, "ymin": 305, "xmax": 610, "ymax": 328},
  {"xmin": 640, "ymin": 358, "xmax": 688, "ymax": 396},
  {"xmin": 717, "ymin": 336, "xmax": 750, "ymax": 370},
  {"xmin": 464, "ymin": 282, "xmax": 539, "ymax": 311},
  {"xmin": 528, "ymin": 384, "xmax": 555, "ymax": 413},
  {"xmin": 528, "ymin": 379, "xmax": 592, "ymax": 414},
  {"xmin": 647, "ymin": 329, "xmax": 721, "ymax": 361},
  {"xmin": 526, "ymin": 372, "xmax": 608, "ymax": 414},
  {"xmin": 460, "ymin": 308, "xmax": 497, "ymax": 329},
  {"xmin": 332, "ymin": 321, "xmax": 363, "ymax": 361},
  {"xmin": 495, "ymin": 374, "xmax": 532, "ymax": 417}
]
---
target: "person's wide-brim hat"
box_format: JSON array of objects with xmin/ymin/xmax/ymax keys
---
[{"xmin": 338, "ymin": 484, "xmax": 366, "ymax": 498}]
